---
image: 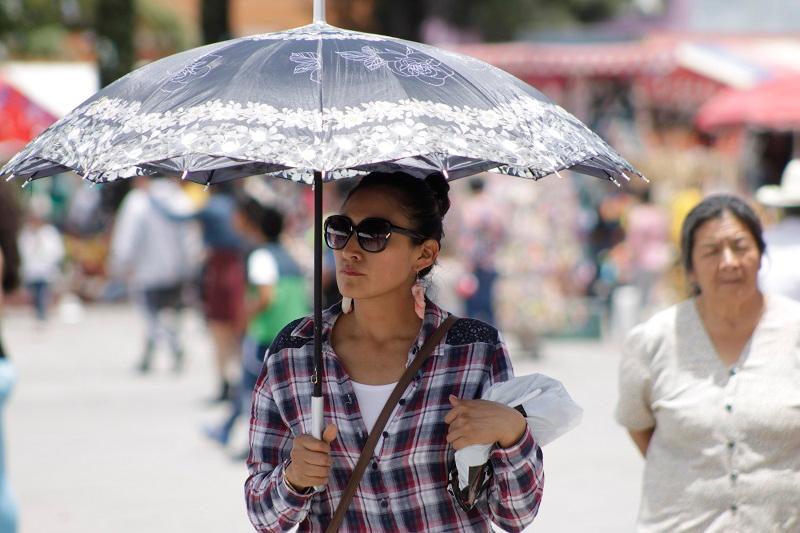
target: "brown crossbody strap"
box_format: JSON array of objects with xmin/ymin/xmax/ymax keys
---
[{"xmin": 325, "ymin": 315, "xmax": 459, "ymax": 533}]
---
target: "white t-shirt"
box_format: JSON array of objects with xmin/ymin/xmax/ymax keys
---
[
  {"xmin": 248, "ymin": 248, "xmax": 279, "ymax": 286},
  {"xmin": 350, "ymin": 381, "xmax": 397, "ymax": 433}
]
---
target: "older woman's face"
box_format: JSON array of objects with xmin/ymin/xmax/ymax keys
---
[{"xmin": 689, "ymin": 212, "xmax": 761, "ymax": 301}]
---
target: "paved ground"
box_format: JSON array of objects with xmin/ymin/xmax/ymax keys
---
[{"xmin": 3, "ymin": 303, "xmax": 643, "ymax": 532}]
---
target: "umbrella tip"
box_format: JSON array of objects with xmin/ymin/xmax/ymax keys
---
[
  {"xmin": 554, "ymin": 169, "xmax": 565, "ymax": 179},
  {"xmin": 21, "ymin": 179, "xmax": 30, "ymax": 189},
  {"xmin": 4, "ymin": 174, "xmax": 14, "ymax": 182},
  {"xmin": 181, "ymin": 170, "xmax": 189, "ymax": 180}
]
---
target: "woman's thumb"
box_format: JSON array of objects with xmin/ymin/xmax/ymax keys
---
[{"xmin": 322, "ymin": 423, "xmax": 338, "ymax": 444}]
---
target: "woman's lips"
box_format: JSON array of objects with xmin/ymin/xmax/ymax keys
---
[{"xmin": 340, "ymin": 269, "xmax": 364, "ymax": 276}]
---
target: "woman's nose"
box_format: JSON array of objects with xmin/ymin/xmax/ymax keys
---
[
  {"xmin": 720, "ymin": 246, "xmax": 738, "ymax": 268},
  {"xmin": 342, "ymin": 233, "xmax": 363, "ymax": 258}
]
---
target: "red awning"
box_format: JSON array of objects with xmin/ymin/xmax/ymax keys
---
[
  {"xmin": 0, "ymin": 80, "xmax": 57, "ymax": 156},
  {"xmin": 451, "ymin": 41, "xmax": 674, "ymax": 78},
  {"xmin": 696, "ymin": 73, "xmax": 800, "ymax": 131}
]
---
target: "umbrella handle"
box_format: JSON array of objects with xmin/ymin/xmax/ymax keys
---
[{"xmin": 311, "ymin": 395, "xmax": 324, "ymax": 439}]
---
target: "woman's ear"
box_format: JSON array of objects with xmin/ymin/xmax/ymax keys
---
[{"xmin": 416, "ymin": 240, "xmax": 440, "ymax": 271}]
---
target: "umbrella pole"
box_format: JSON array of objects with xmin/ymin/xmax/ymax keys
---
[
  {"xmin": 313, "ymin": 0, "xmax": 326, "ymax": 23},
  {"xmin": 311, "ymin": 170, "xmax": 324, "ymax": 440}
]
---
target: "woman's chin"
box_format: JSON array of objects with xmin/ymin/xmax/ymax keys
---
[{"xmin": 710, "ymin": 283, "xmax": 759, "ymax": 301}]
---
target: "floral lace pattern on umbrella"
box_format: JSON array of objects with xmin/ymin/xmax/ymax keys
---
[{"xmin": 2, "ymin": 95, "xmax": 636, "ymax": 184}]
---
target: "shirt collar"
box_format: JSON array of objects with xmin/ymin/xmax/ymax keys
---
[{"xmin": 291, "ymin": 298, "xmax": 451, "ymax": 355}]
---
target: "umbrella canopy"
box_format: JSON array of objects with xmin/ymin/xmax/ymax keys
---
[
  {"xmin": 1, "ymin": 23, "xmax": 638, "ymax": 186},
  {"xmin": 2, "ymin": 8, "xmax": 642, "ymax": 438},
  {"xmin": 696, "ymin": 74, "xmax": 800, "ymax": 131}
]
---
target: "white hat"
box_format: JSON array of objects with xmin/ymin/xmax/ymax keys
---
[{"xmin": 757, "ymin": 159, "xmax": 800, "ymax": 207}]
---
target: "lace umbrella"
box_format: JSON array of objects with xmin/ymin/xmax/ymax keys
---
[{"xmin": 2, "ymin": 1, "xmax": 642, "ymax": 438}]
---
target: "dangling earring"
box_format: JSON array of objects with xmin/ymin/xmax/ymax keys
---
[
  {"xmin": 411, "ymin": 275, "xmax": 426, "ymax": 320},
  {"xmin": 341, "ymin": 297, "xmax": 353, "ymax": 314}
]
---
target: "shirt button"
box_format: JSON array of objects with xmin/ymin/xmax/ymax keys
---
[
  {"xmin": 398, "ymin": 399, "xmax": 406, "ymax": 406},
  {"xmin": 730, "ymin": 504, "xmax": 738, "ymax": 512},
  {"xmin": 728, "ymin": 441, "xmax": 735, "ymax": 449},
  {"xmin": 380, "ymin": 499, "xmax": 389, "ymax": 508},
  {"xmin": 729, "ymin": 367, "xmax": 738, "ymax": 377},
  {"xmin": 371, "ymin": 462, "xmax": 378, "ymax": 470},
  {"xmin": 730, "ymin": 471, "xmax": 738, "ymax": 481},
  {"xmin": 382, "ymin": 431, "xmax": 389, "ymax": 438},
  {"xmin": 725, "ymin": 404, "xmax": 733, "ymax": 412},
  {"xmin": 411, "ymin": 346, "xmax": 418, "ymax": 354}
]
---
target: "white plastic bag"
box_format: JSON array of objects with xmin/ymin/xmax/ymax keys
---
[{"xmin": 454, "ymin": 373, "xmax": 583, "ymax": 492}]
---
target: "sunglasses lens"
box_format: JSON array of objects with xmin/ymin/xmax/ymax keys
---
[
  {"xmin": 356, "ymin": 219, "xmax": 392, "ymax": 252},
  {"xmin": 325, "ymin": 217, "xmax": 352, "ymax": 249}
]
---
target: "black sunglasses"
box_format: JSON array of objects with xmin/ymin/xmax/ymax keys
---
[{"xmin": 324, "ymin": 214, "xmax": 425, "ymax": 253}]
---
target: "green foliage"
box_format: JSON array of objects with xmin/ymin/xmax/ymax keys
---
[
  {"xmin": 95, "ymin": 0, "xmax": 135, "ymax": 86},
  {"xmin": 138, "ymin": 0, "xmax": 192, "ymax": 55},
  {"xmin": 0, "ymin": 0, "xmax": 93, "ymax": 58}
]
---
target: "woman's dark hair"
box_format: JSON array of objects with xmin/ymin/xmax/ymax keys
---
[
  {"xmin": 680, "ymin": 194, "xmax": 765, "ymax": 278},
  {"xmin": 0, "ymin": 183, "xmax": 22, "ymax": 294},
  {"xmin": 344, "ymin": 171, "xmax": 450, "ymax": 277}
]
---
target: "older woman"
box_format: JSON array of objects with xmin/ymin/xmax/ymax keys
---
[{"xmin": 616, "ymin": 194, "xmax": 800, "ymax": 532}]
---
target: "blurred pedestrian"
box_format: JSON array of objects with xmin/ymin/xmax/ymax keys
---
[
  {"xmin": 151, "ymin": 183, "xmax": 246, "ymax": 402},
  {"xmin": 616, "ymin": 194, "xmax": 800, "ymax": 532},
  {"xmin": 456, "ymin": 177, "xmax": 506, "ymax": 326},
  {"xmin": 205, "ymin": 199, "xmax": 308, "ymax": 450},
  {"xmin": 108, "ymin": 176, "xmax": 202, "ymax": 373},
  {"xmin": 756, "ymin": 158, "xmax": 800, "ymax": 301},
  {"xmin": 17, "ymin": 194, "xmax": 64, "ymax": 322},
  {"xmin": 0, "ymin": 183, "xmax": 20, "ymax": 533},
  {"xmin": 624, "ymin": 185, "xmax": 671, "ymax": 315},
  {"xmin": 245, "ymin": 172, "xmax": 543, "ymax": 532}
]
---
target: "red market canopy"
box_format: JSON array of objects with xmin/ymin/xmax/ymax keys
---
[
  {"xmin": 0, "ymin": 80, "xmax": 57, "ymax": 157},
  {"xmin": 696, "ymin": 74, "xmax": 800, "ymax": 131}
]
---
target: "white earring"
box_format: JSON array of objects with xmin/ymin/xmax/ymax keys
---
[{"xmin": 341, "ymin": 297, "xmax": 353, "ymax": 314}]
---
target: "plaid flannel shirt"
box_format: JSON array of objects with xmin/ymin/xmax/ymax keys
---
[{"xmin": 245, "ymin": 300, "xmax": 544, "ymax": 532}]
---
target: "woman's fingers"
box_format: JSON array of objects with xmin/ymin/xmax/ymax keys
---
[
  {"xmin": 293, "ymin": 450, "xmax": 332, "ymax": 468},
  {"xmin": 445, "ymin": 398, "xmax": 525, "ymax": 449},
  {"xmin": 287, "ymin": 429, "xmax": 338, "ymax": 490},
  {"xmin": 322, "ymin": 423, "xmax": 338, "ymax": 444},
  {"xmin": 295, "ymin": 434, "xmax": 332, "ymax": 454}
]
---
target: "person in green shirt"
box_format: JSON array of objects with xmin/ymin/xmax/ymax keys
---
[{"xmin": 205, "ymin": 197, "xmax": 308, "ymax": 450}]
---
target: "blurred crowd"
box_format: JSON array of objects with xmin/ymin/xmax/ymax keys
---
[
  {"xmin": 4, "ymin": 154, "xmax": 800, "ymax": 349},
  {"xmin": 1, "ymin": 155, "xmax": 799, "ymax": 462}
]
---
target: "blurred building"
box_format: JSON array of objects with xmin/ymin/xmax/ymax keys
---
[{"xmin": 451, "ymin": 0, "xmax": 800, "ymax": 192}]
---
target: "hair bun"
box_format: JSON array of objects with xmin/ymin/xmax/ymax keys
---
[{"xmin": 425, "ymin": 172, "xmax": 451, "ymax": 217}]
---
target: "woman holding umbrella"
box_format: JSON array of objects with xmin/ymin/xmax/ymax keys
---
[{"xmin": 245, "ymin": 171, "xmax": 544, "ymax": 532}]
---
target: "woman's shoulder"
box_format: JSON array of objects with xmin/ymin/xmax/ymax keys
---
[
  {"xmin": 265, "ymin": 303, "xmax": 342, "ymax": 358},
  {"xmin": 444, "ymin": 316, "xmax": 500, "ymax": 347},
  {"xmin": 764, "ymin": 293, "xmax": 800, "ymax": 326},
  {"xmin": 623, "ymin": 300, "xmax": 693, "ymax": 353},
  {"xmin": 266, "ymin": 316, "xmax": 313, "ymax": 356},
  {"xmin": 766, "ymin": 293, "xmax": 800, "ymax": 311}
]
